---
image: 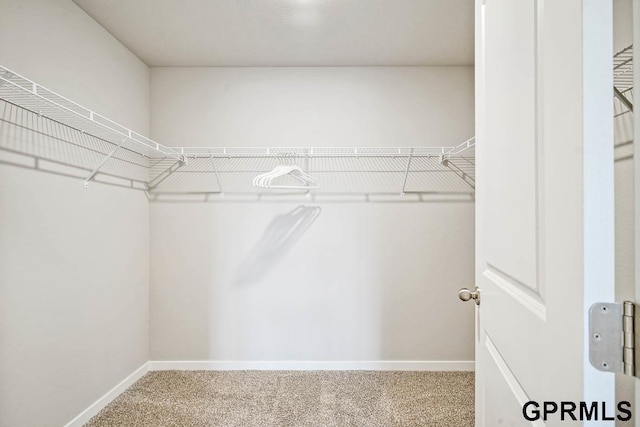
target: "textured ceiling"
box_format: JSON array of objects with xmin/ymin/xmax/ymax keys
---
[{"xmin": 72, "ymin": 0, "xmax": 474, "ymax": 67}]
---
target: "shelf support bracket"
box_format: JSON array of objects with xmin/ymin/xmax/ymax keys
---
[
  {"xmin": 444, "ymin": 159, "xmax": 476, "ymax": 190},
  {"xmin": 400, "ymin": 148, "xmax": 414, "ymax": 197},
  {"xmin": 147, "ymin": 159, "xmax": 185, "ymax": 191},
  {"xmin": 84, "ymin": 138, "xmax": 127, "ymax": 187},
  {"xmin": 210, "ymin": 155, "xmax": 223, "ymax": 195},
  {"xmin": 614, "ymin": 87, "xmax": 634, "ymax": 112}
]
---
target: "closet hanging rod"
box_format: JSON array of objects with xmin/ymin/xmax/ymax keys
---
[
  {"xmin": 174, "ymin": 139, "xmax": 475, "ymax": 159},
  {"xmin": 0, "ymin": 65, "xmax": 183, "ymax": 161}
]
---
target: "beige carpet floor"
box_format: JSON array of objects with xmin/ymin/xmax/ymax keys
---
[{"xmin": 86, "ymin": 371, "xmax": 474, "ymax": 427}]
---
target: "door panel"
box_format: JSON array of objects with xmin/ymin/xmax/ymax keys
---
[
  {"xmin": 475, "ymin": 0, "xmax": 615, "ymax": 425},
  {"xmin": 484, "ymin": 0, "xmax": 539, "ymax": 290},
  {"xmin": 483, "ymin": 334, "xmax": 544, "ymax": 427}
]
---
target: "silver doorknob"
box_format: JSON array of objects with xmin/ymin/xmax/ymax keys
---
[{"xmin": 459, "ymin": 287, "xmax": 480, "ymax": 305}]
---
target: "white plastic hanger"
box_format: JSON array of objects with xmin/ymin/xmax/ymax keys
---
[{"xmin": 253, "ymin": 155, "xmax": 319, "ymax": 190}]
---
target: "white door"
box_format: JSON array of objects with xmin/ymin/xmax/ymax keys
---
[{"xmin": 473, "ymin": 0, "xmax": 615, "ymax": 425}]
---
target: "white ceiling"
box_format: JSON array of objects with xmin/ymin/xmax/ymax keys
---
[{"xmin": 72, "ymin": 0, "xmax": 474, "ymax": 67}]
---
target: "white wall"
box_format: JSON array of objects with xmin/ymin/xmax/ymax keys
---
[
  {"xmin": 0, "ymin": 0, "xmax": 150, "ymax": 425},
  {"xmin": 149, "ymin": 67, "xmax": 475, "ymax": 364}
]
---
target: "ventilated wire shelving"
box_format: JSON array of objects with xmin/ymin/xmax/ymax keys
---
[
  {"xmin": 613, "ymin": 44, "xmax": 634, "ymax": 161},
  {"xmin": 0, "ymin": 64, "xmax": 475, "ymax": 202},
  {"xmin": 148, "ymin": 141, "xmax": 475, "ymax": 202},
  {"xmin": 614, "ymin": 45, "xmax": 634, "ymax": 115},
  {"xmin": 0, "ymin": 65, "xmax": 182, "ymax": 189}
]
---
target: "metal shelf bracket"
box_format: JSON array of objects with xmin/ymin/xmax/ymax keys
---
[{"xmin": 84, "ymin": 137, "xmax": 128, "ymax": 187}]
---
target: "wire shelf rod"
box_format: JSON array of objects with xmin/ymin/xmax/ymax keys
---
[{"xmin": 174, "ymin": 147, "xmax": 473, "ymax": 159}]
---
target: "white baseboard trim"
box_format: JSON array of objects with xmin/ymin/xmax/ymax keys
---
[
  {"xmin": 64, "ymin": 359, "xmax": 472, "ymax": 425},
  {"xmin": 64, "ymin": 362, "xmax": 149, "ymax": 427},
  {"xmin": 148, "ymin": 360, "xmax": 474, "ymax": 371}
]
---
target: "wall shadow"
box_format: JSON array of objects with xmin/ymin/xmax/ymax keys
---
[{"xmin": 234, "ymin": 205, "xmax": 322, "ymax": 286}]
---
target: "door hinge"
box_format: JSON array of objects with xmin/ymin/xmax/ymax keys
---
[{"xmin": 589, "ymin": 301, "xmax": 635, "ymax": 376}]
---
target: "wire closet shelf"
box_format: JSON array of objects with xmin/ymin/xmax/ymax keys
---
[
  {"xmin": 0, "ymin": 64, "xmax": 475, "ymax": 201},
  {"xmin": 614, "ymin": 44, "xmax": 634, "ymax": 115}
]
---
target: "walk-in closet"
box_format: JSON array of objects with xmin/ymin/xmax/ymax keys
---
[{"xmin": 1, "ymin": 0, "xmax": 636, "ymax": 426}]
